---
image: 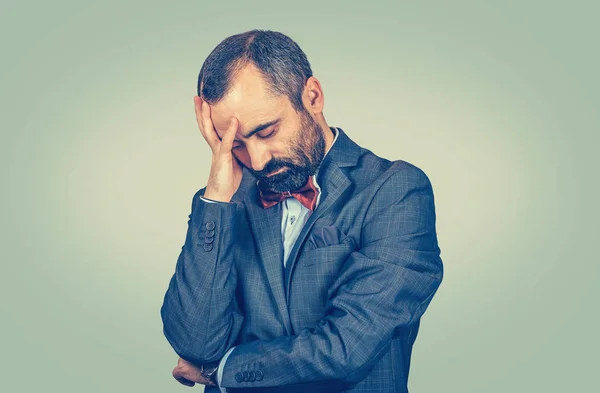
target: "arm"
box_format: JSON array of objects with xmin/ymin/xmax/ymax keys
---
[
  {"xmin": 160, "ymin": 188, "xmax": 244, "ymax": 365},
  {"xmin": 219, "ymin": 166, "xmax": 444, "ymax": 389}
]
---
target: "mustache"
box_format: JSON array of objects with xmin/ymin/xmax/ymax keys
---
[{"xmin": 254, "ymin": 159, "xmax": 300, "ymax": 178}]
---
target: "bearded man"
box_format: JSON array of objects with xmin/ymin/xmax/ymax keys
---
[{"xmin": 161, "ymin": 29, "xmax": 444, "ymax": 393}]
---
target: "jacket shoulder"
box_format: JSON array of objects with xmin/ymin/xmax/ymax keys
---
[{"xmin": 352, "ymin": 148, "xmax": 433, "ymax": 192}]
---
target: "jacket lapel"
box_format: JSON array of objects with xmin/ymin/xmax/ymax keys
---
[
  {"xmin": 283, "ymin": 127, "xmax": 361, "ymax": 303},
  {"xmin": 240, "ymin": 127, "xmax": 362, "ymax": 331},
  {"xmin": 243, "ymin": 182, "xmax": 292, "ymax": 334}
]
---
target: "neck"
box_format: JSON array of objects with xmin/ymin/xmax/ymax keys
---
[{"xmin": 320, "ymin": 120, "xmax": 335, "ymax": 154}]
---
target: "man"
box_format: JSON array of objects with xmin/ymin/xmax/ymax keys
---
[{"xmin": 161, "ymin": 29, "xmax": 443, "ymax": 393}]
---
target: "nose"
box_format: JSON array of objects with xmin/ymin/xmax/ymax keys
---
[{"xmin": 246, "ymin": 141, "xmax": 271, "ymax": 172}]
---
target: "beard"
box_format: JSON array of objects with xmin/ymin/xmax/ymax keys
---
[{"xmin": 250, "ymin": 110, "xmax": 326, "ymax": 193}]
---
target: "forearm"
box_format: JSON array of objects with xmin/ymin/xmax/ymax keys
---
[
  {"xmin": 161, "ymin": 189, "xmax": 244, "ymax": 365},
  {"xmin": 220, "ymin": 252, "xmax": 441, "ymax": 389}
]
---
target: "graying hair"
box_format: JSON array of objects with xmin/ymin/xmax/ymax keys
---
[{"xmin": 197, "ymin": 29, "xmax": 313, "ymax": 113}]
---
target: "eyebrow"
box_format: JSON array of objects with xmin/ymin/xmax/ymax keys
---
[{"xmin": 235, "ymin": 119, "xmax": 280, "ymax": 141}]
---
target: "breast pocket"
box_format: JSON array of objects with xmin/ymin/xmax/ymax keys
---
[
  {"xmin": 299, "ymin": 234, "xmax": 357, "ymax": 267},
  {"xmin": 290, "ymin": 232, "xmax": 358, "ymax": 330}
]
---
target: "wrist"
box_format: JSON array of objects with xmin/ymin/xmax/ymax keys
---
[
  {"xmin": 200, "ymin": 361, "xmax": 220, "ymax": 386},
  {"xmin": 203, "ymin": 189, "xmax": 232, "ymax": 203}
]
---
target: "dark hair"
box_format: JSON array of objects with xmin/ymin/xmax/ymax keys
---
[{"xmin": 197, "ymin": 29, "xmax": 313, "ymax": 113}]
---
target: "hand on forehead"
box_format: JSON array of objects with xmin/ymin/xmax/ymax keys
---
[
  {"xmin": 208, "ymin": 94, "xmax": 283, "ymax": 139},
  {"xmin": 204, "ymin": 64, "xmax": 283, "ymax": 138}
]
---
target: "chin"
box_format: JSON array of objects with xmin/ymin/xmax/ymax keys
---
[{"xmin": 261, "ymin": 173, "xmax": 306, "ymax": 193}]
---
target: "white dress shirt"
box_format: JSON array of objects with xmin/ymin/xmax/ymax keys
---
[{"xmin": 199, "ymin": 126, "xmax": 340, "ymax": 392}]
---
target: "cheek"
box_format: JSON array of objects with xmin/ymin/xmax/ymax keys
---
[{"xmin": 290, "ymin": 132, "xmax": 310, "ymax": 155}]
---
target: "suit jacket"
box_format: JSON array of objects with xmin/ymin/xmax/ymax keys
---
[{"xmin": 161, "ymin": 127, "xmax": 444, "ymax": 393}]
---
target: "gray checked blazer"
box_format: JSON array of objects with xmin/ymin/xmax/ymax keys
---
[{"xmin": 161, "ymin": 127, "xmax": 444, "ymax": 392}]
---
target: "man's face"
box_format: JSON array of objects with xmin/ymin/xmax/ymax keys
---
[{"xmin": 208, "ymin": 64, "xmax": 326, "ymax": 193}]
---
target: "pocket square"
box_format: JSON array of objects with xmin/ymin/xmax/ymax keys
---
[{"xmin": 308, "ymin": 225, "xmax": 345, "ymax": 249}]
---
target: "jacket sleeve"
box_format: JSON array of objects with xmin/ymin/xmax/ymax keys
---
[
  {"xmin": 219, "ymin": 166, "xmax": 444, "ymax": 390},
  {"xmin": 160, "ymin": 188, "xmax": 244, "ymax": 365}
]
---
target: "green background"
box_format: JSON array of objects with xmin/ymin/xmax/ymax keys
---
[{"xmin": 1, "ymin": 1, "xmax": 598, "ymax": 392}]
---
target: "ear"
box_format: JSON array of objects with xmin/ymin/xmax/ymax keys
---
[{"xmin": 303, "ymin": 76, "xmax": 324, "ymax": 114}]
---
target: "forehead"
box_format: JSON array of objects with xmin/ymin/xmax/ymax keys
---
[{"xmin": 208, "ymin": 65, "xmax": 289, "ymax": 137}]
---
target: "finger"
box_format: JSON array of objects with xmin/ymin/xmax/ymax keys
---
[
  {"xmin": 200, "ymin": 99, "xmax": 221, "ymax": 148},
  {"xmin": 219, "ymin": 117, "xmax": 238, "ymax": 154},
  {"xmin": 193, "ymin": 96, "xmax": 205, "ymax": 134},
  {"xmin": 193, "ymin": 96, "xmax": 218, "ymax": 150}
]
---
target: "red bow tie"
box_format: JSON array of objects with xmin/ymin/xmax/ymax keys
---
[{"xmin": 258, "ymin": 176, "xmax": 319, "ymax": 211}]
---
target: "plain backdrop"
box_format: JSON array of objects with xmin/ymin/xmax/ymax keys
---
[{"xmin": 1, "ymin": 1, "xmax": 598, "ymax": 392}]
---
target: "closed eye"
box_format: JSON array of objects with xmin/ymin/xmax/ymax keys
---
[
  {"xmin": 232, "ymin": 127, "xmax": 276, "ymax": 149},
  {"xmin": 257, "ymin": 128, "xmax": 276, "ymax": 139}
]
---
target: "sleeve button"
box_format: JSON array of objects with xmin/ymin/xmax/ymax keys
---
[
  {"xmin": 254, "ymin": 370, "xmax": 263, "ymax": 381},
  {"xmin": 205, "ymin": 221, "xmax": 215, "ymax": 230},
  {"xmin": 203, "ymin": 243, "xmax": 213, "ymax": 252},
  {"xmin": 235, "ymin": 372, "xmax": 243, "ymax": 383},
  {"xmin": 242, "ymin": 371, "xmax": 249, "ymax": 381}
]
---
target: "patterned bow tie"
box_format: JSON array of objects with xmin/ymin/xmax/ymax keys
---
[{"xmin": 258, "ymin": 176, "xmax": 319, "ymax": 211}]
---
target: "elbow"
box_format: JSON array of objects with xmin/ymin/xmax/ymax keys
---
[
  {"xmin": 161, "ymin": 305, "xmax": 197, "ymax": 362},
  {"xmin": 164, "ymin": 334, "xmax": 235, "ymax": 365},
  {"xmin": 160, "ymin": 301, "xmax": 206, "ymax": 363},
  {"xmin": 160, "ymin": 302, "xmax": 243, "ymax": 364},
  {"xmin": 160, "ymin": 307, "xmax": 209, "ymax": 363},
  {"xmin": 161, "ymin": 319, "xmax": 217, "ymax": 364}
]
